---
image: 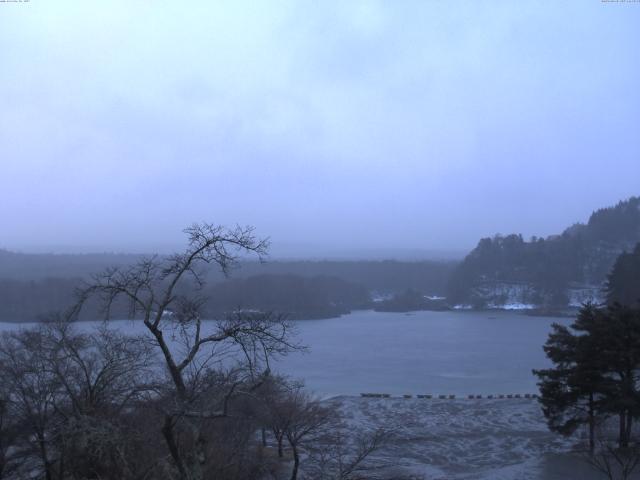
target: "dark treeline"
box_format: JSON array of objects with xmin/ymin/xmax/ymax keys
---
[
  {"xmin": 0, "ymin": 277, "xmax": 79, "ymax": 323},
  {"xmin": 230, "ymin": 260, "xmax": 456, "ymax": 295},
  {"xmin": 607, "ymin": 243, "xmax": 640, "ymax": 308},
  {"xmin": 373, "ymin": 289, "xmax": 447, "ymax": 313},
  {"xmin": 0, "ymin": 250, "xmax": 455, "ymax": 322},
  {"xmin": 448, "ymin": 196, "xmax": 640, "ymax": 307},
  {"xmin": 205, "ymin": 274, "xmax": 371, "ymax": 320},
  {"xmin": 0, "ymin": 249, "xmax": 456, "ymax": 293},
  {"xmin": 0, "ymin": 274, "xmax": 371, "ymax": 323},
  {"xmin": 0, "ymin": 224, "xmax": 390, "ymax": 480}
]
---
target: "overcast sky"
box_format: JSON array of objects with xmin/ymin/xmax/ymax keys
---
[{"xmin": 1, "ymin": 1, "xmax": 639, "ymax": 258}]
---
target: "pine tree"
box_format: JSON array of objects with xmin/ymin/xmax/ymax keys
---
[
  {"xmin": 533, "ymin": 304, "xmax": 604, "ymax": 452},
  {"xmin": 607, "ymin": 243, "xmax": 640, "ymax": 307},
  {"xmin": 589, "ymin": 303, "xmax": 640, "ymax": 448},
  {"xmin": 535, "ymin": 303, "xmax": 640, "ymax": 449}
]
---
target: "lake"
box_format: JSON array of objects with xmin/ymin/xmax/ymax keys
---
[
  {"xmin": 2, "ymin": 310, "xmax": 598, "ymax": 479},
  {"xmin": 0, "ymin": 309, "xmax": 570, "ymax": 397},
  {"xmin": 276, "ymin": 309, "xmax": 569, "ymax": 397}
]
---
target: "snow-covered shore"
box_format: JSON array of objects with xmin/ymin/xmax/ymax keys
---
[{"xmin": 325, "ymin": 396, "xmax": 601, "ymax": 480}]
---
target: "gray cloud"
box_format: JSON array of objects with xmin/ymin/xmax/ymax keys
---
[{"xmin": 1, "ymin": 1, "xmax": 639, "ymax": 257}]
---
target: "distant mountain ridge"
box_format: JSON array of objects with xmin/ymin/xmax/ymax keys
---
[{"xmin": 447, "ymin": 196, "xmax": 640, "ymax": 309}]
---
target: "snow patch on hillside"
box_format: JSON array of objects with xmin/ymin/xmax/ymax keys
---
[{"xmin": 567, "ymin": 285, "xmax": 604, "ymax": 307}]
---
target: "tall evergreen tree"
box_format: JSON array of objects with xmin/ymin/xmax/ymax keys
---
[
  {"xmin": 533, "ymin": 304, "xmax": 604, "ymax": 451},
  {"xmin": 607, "ymin": 243, "xmax": 640, "ymax": 307},
  {"xmin": 589, "ymin": 303, "xmax": 640, "ymax": 448},
  {"xmin": 535, "ymin": 303, "xmax": 640, "ymax": 449}
]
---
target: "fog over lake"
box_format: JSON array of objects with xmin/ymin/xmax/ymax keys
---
[{"xmin": 0, "ymin": 310, "xmax": 568, "ymax": 397}]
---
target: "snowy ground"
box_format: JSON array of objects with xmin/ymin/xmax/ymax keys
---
[{"xmin": 325, "ymin": 396, "xmax": 608, "ymax": 480}]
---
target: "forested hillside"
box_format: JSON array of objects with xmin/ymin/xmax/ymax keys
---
[
  {"xmin": 204, "ymin": 274, "xmax": 371, "ymax": 319},
  {"xmin": 447, "ymin": 197, "xmax": 640, "ymax": 308},
  {"xmin": 0, "ymin": 252, "xmax": 453, "ymax": 321},
  {"xmin": 0, "ymin": 250, "xmax": 455, "ymax": 292}
]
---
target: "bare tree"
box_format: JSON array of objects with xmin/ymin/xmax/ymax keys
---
[
  {"xmin": 258, "ymin": 378, "xmax": 332, "ymax": 480},
  {"xmin": 584, "ymin": 427, "xmax": 640, "ymax": 480},
  {"xmin": 257, "ymin": 376, "xmax": 393, "ymax": 480},
  {"xmin": 256, "ymin": 375, "xmax": 293, "ymax": 458},
  {"xmin": 41, "ymin": 321, "xmax": 156, "ymax": 417},
  {"xmin": 305, "ymin": 426, "xmax": 391, "ymax": 480},
  {"xmin": 0, "ymin": 320, "xmax": 162, "ymax": 480},
  {"xmin": 72, "ymin": 223, "xmax": 301, "ymax": 480},
  {"xmin": 44, "ymin": 321, "xmax": 159, "ymax": 479},
  {"xmin": 0, "ymin": 329, "xmax": 62, "ymax": 480},
  {"xmin": 282, "ymin": 388, "xmax": 331, "ymax": 480},
  {"xmin": 0, "ymin": 384, "xmax": 20, "ymax": 480}
]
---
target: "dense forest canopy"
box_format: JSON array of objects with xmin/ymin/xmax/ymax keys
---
[
  {"xmin": 204, "ymin": 274, "xmax": 371, "ymax": 320},
  {"xmin": 0, "ymin": 274, "xmax": 370, "ymax": 323},
  {"xmin": 606, "ymin": 243, "xmax": 640, "ymax": 307},
  {"xmin": 447, "ymin": 197, "xmax": 640, "ymax": 308}
]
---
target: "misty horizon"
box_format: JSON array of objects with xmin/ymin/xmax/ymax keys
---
[{"xmin": 2, "ymin": 195, "xmax": 636, "ymax": 260}]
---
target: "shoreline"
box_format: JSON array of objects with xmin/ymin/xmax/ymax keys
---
[
  {"xmin": 0, "ymin": 307, "xmax": 576, "ymax": 324},
  {"xmin": 323, "ymin": 395, "xmax": 596, "ymax": 480}
]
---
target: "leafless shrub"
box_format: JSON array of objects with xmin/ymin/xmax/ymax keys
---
[
  {"xmin": 305, "ymin": 426, "xmax": 392, "ymax": 480},
  {"xmin": 583, "ymin": 425, "xmax": 640, "ymax": 480}
]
